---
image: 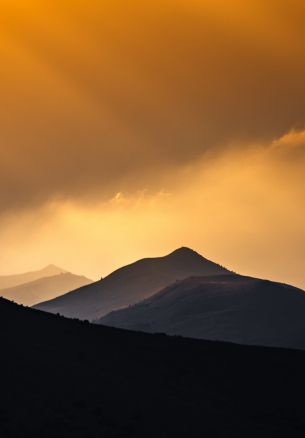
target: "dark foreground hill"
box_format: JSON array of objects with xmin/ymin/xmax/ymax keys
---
[
  {"xmin": 2, "ymin": 297, "xmax": 305, "ymax": 437},
  {"xmin": 99, "ymin": 274, "xmax": 305, "ymax": 350},
  {"xmin": 35, "ymin": 247, "xmax": 229, "ymax": 320},
  {"xmin": 0, "ymin": 272, "xmax": 93, "ymax": 306}
]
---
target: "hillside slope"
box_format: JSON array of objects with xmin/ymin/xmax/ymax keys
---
[
  {"xmin": 99, "ymin": 274, "xmax": 305, "ymax": 350},
  {"xmin": 2, "ymin": 297, "xmax": 305, "ymax": 437},
  {"xmin": 35, "ymin": 247, "xmax": 230, "ymax": 320}
]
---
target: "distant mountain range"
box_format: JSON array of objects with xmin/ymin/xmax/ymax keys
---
[
  {"xmin": 2, "ymin": 296, "xmax": 305, "ymax": 437},
  {"xmin": 99, "ymin": 274, "xmax": 305, "ymax": 350},
  {"xmin": 0, "ymin": 272, "xmax": 93, "ymax": 306},
  {"xmin": 32, "ymin": 247, "xmax": 305, "ymax": 351},
  {"xmin": 0, "ymin": 264, "xmax": 66, "ymax": 289},
  {"xmin": 34, "ymin": 247, "xmax": 229, "ymax": 320}
]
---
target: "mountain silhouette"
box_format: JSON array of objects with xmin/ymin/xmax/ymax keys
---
[
  {"xmin": 2, "ymin": 296, "xmax": 305, "ymax": 437},
  {"xmin": 0, "ymin": 264, "xmax": 66, "ymax": 289},
  {"xmin": 98, "ymin": 274, "xmax": 305, "ymax": 350},
  {"xmin": 34, "ymin": 247, "xmax": 229, "ymax": 320},
  {"xmin": 0, "ymin": 272, "xmax": 92, "ymax": 306}
]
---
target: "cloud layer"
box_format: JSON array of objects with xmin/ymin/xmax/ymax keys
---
[
  {"xmin": 1, "ymin": 0, "xmax": 305, "ymax": 212},
  {"xmin": 1, "ymin": 129, "xmax": 305, "ymax": 289}
]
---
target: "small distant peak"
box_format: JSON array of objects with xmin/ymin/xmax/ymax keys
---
[
  {"xmin": 42, "ymin": 264, "xmax": 67, "ymax": 274},
  {"xmin": 168, "ymin": 247, "xmax": 200, "ymax": 257}
]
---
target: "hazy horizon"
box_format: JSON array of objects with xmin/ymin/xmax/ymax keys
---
[{"xmin": 1, "ymin": 242, "xmax": 304, "ymax": 291}]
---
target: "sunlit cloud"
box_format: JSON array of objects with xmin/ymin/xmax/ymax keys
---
[{"xmin": 1, "ymin": 130, "xmax": 304, "ymax": 289}]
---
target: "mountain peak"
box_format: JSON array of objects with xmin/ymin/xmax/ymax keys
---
[
  {"xmin": 168, "ymin": 247, "xmax": 201, "ymax": 257},
  {"xmin": 41, "ymin": 264, "xmax": 67, "ymax": 274},
  {"xmin": 169, "ymin": 246, "xmax": 197, "ymax": 254}
]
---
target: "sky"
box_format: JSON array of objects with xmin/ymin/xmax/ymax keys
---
[{"xmin": 1, "ymin": 0, "xmax": 305, "ymax": 288}]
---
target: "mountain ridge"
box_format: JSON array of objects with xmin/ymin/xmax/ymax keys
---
[
  {"xmin": 98, "ymin": 273, "xmax": 305, "ymax": 350},
  {"xmin": 0, "ymin": 264, "xmax": 67, "ymax": 289},
  {"xmin": 0, "ymin": 272, "xmax": 93, "ymax": 306},
  {"xmin": 34, "ymin": 247, "xmax": 230, "ymax": 320}
]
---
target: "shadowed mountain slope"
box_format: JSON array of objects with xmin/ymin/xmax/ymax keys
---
[
  {"xmin": 2, "ymin": 297, "xmax": 305, "ymax": 437},
  {"xmin": 0, "ymin": 273, "xmax": 92, "ymax": 306},
  {"xmin": 0, "ymin": 264, "xmax": 66, "ymax": 289},
  {"xmin": 98, "ymin": 274, "xmax": 305, "ymax": 350},
  {"xmin": 34, "ymin": 247, "xmax": 230, "ymax": 320}
]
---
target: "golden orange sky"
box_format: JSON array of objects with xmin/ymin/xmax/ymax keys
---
[{"xmin": 1, "ymin": 1, "xmax": 305, "ymax": 288}]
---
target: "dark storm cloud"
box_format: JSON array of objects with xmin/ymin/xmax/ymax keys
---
[{"xmin": 1, "ymin": 0, "xmax": 305, "ymax": 212}]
